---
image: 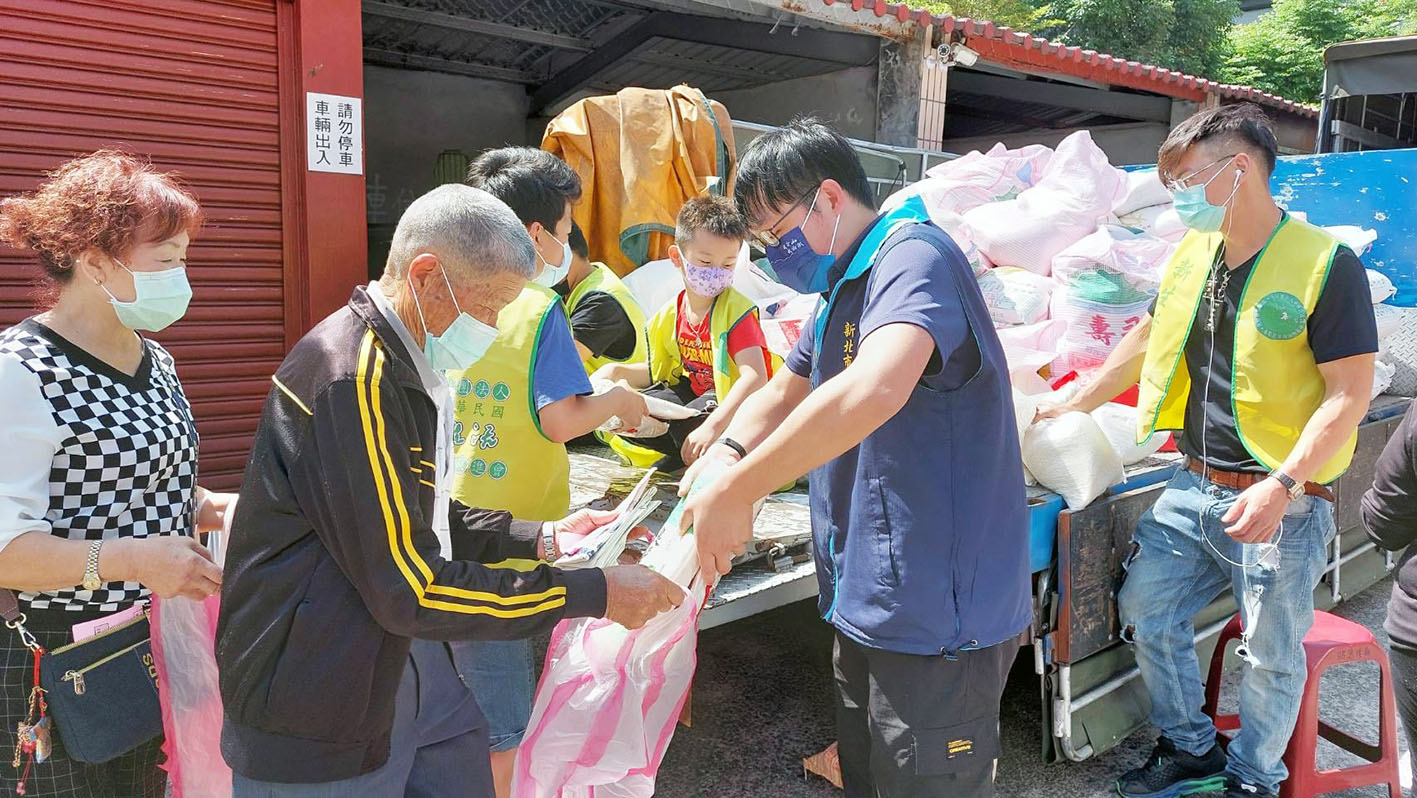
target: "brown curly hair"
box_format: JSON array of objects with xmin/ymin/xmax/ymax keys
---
[{"xmin": 0, "ymin": 149, "xmax": 203, "ymax": 287}]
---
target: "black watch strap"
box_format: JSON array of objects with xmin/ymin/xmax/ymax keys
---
[
  {"xmin": 717, "ymin": 437, "xmax": 747, "ymax": 459},
  {"xmin": 1270, "ymin": 470, "xmax": 1302, "ymax": 498}
]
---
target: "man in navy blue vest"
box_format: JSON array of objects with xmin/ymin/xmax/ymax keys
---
[{"xmin": 678, "ymin": 119, "xmax": 1031, "ymax": 796}]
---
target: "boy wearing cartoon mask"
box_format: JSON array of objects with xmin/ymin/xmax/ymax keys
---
[{"xmin": 594, "ymin": 195, "xmax": 777, "ymax": 473}]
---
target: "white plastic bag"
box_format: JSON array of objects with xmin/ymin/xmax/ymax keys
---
[
  {"xmin": 1091, "ymin": 402, "xmax": 1167, "ymax": 465},
  {"xmin": 1113, "ymin": 169, "xmax": 1171, "ymax": 216},
  {"xmin": 1052, "ymin": 226, "xmax": 1175, "ymax": 295},
  {"xmin": 1324, "ymin": 225, "xmax": 1378, "ymax": 257},
  {"xmin": 1375, "ymin": 303, "xmax": 1404, "ymax": 346},
  {"xmin": 961, "ymin": 131, "xmax": 1124, "ymax": 274},
  {"xmin": 977, "ymin": 267, "xmax": 1055, "ymax": 326},
  {"xmin": 1368, "ymin": 269, "xmax": 1397, "ymax": 304},
  {"xmin": 1021, "ymin": 411, "xmax": 1123, "ymax": 509},
  {"xmin": 1373, "ymin": 357, "xmax": 1396, "ymax": 400}
]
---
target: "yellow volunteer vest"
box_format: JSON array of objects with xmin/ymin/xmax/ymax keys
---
[
  {"xmin": 1137, "ymin": 216, "xmax": 1354, "ymax": 483},
  {"xmin": 604, "ymin": 288, "xmax": 781, "ymax": 468},
  {"xmin": 447, "ymin": 284, "xmax": 571, "ymax": 535},
  {"xmin": 565, "ymin": 262, "xmax": 648, "ymax": 375},
  {"xmin": 645, "ymin": 287, "xmax": 779, "ymax": 398}
]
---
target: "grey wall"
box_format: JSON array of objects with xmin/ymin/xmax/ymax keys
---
[
  {"xmin": 363, "ymin": 65, "xmax": 531, "ymax": 274},
  {"xmin": 939, "ymin": 122, "xmax": 1172, "ymax": 166},
  {"xmin": 711, "ymin": 65, "xmax": 878, "ymax": 140}
]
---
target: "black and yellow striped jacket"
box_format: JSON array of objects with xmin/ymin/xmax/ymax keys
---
[{"xmin": 216, "ymin": 286, "xmax": 606, "ymax": 784}]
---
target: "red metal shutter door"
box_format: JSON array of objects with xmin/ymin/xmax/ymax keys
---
[{"xmin": 0, "ymin": 0, "xmax": 284, "ymax": 490}]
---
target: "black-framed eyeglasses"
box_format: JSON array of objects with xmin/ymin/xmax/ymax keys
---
[{"xmin": 750, "ymin": 186, "xmax": 820, "ymax": 249}]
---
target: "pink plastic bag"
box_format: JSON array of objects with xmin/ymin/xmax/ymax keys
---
[
  {"xmin": 151, "ymin": 593, "xmax": 230, "ymax": 798},
  {"xmin": 513, "ymin": 583, "xmax": 699, "ymax": 798}
]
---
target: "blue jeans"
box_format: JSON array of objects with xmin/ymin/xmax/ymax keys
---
[
  {"xmin": 233, "ymin": 641, "xmax": 492, "ymax": 797},
  {"xmin": 1118, "ymin": 468, "xmax": 1334, "ymax": 792},
  {"xmin": 451, "ymin": 638, "xmax": 535, "ymax": 752}
]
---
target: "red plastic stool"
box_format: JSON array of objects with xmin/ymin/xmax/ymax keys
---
[{"xmin": 1201, "ymin": 611, "xmax": 1402, "ymax": 798}]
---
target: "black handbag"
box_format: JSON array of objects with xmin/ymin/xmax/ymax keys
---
[{"xmin": 2, "ymin": 590, "xmax": 163, "ymax": 764}]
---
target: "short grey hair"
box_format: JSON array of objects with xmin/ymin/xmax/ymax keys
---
[{"xmin": 384, "ymin": 184, "xmax": 535, "ymax": 281}]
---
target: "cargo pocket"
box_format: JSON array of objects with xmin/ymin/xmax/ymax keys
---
[{"xmin": 912, "ymin": 716, "xmax": 1002, "ymax": 776}]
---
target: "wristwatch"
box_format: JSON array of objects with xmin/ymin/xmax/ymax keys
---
[
  {"xmin": 1270, "ymin": 470, "xmax": 1306, "ymax": 501},
  {"xmin": 541, "ymin": 522, "xmax": 559, "ymax": 561},
  {"xmin": 82, "ymin": 540, "xmax": 104, "ymax": 591}
]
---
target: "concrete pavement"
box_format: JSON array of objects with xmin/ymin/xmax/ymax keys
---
[{"xmin": 655, "ymin": 576, "xmax": 1408, "ymax": 797}]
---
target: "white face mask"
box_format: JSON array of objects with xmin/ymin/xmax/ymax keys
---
[
  {"xmin": 532, "ymin": 227, "xmax": 572, "ymax": 288},
  {"xmin": 99, "ymin": 259, "xmax": 192, "ymax": 332},
  {"xmin": 408, "ymin": 265, "xmax": 500, "ymax": 371}
]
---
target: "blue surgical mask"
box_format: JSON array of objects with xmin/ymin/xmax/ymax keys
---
[
  {"xmin": 408, "ymin": 265, "xmax": 500, "ymax": 370},
  {"xmin": 100, "ymin": 260, "xmax": 192, "ymax": 332},
  {"xmin": 1172, "ymin": 161, "xmax": 1241, "ymax": 233},
  {"xmin": 764, "ymin": 189, "xmax": 840, "ymax": 294},
  {"xmin": 532, "ymin": 229, "xmax": 572, "ymax": 288}
]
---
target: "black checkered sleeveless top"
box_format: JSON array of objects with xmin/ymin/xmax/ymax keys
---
[{"xmin": 0, "ymin": 320, "xmax": 199, "ymax": 612}]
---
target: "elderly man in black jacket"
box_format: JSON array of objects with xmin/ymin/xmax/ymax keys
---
[{"xmin": 216, "ymin": 184, "xmax": 680, "ymax": 797}]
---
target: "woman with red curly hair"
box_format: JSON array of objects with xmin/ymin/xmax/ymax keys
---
[{"xmin": 0, "ymin": 150, "xmax": 231, "ymax": 797}]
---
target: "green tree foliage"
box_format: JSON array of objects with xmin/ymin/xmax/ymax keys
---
[
  {"xmin": 920, "ymin": 0, "xmax": 1417, "ymax": 105},
  {"xmin": 1221, "ymin": 0, "xmax": 1417, "ymax": 103}
]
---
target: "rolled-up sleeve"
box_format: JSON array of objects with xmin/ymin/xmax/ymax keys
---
[{"xmin": 0, "ymin": 355, "xmax": 62, "ymax": 554}]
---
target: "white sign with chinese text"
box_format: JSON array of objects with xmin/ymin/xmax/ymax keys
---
[{"xmin": 306, "ymin": 92, "xmax": 363, "ymax": 175}]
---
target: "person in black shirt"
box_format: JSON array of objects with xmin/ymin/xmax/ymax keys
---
[
  {"xmin": 1041, "ymin": 104, "xmax": 1377, "ymax": 798},
  {"xmin": 553, "ymin": 222, "xmax": 641, "ymax": 369},
  {"xmin": 1151, "ymin": 239, "xmax": 1377, "ymax": 472},
  {"xmin": 1362, "ymin": 400, "xmax": 1417, "ymax": 783}
]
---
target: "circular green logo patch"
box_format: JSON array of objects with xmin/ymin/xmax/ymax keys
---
[
  {"xmin": 489, "ymin": 461, "xmax": 507, "ymax": 480},
  {"xmin": 1254, "ymin": 292, "xmax": 1306, "ymax": 340},
  {"xmin": 473, "ymin": 380, "xmax": 491, "ymax": 399}
]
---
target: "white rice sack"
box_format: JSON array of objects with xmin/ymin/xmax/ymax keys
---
[
  {"xmin": 1324, "ymin": 225, "xmax": 1378, "ymax": 257},
  {"xmin": 1051, "ymin": 273, "xmax": 1155, "ymax": 375},
  {"xmin": 1113, "ymin": 169, "xmax": 1172, "ymax": 216},
  {"xmin": 1052, "ymin": 226, "xmax": 1176, "ymax": 295},
  {"xmin": 961, "ymin": 131, "xmax": 1125, "ymax": 274},
  {"xmin": 1011, "ymin": 388, "xmax": 1038, "ymax": 442},
  {"xmin": 733, "ymin": 244, "xmax": 799, "ymax": 310},
  {"xmin": 978, "ymin": 267, "xmax": 1055, "ymax": 326},
  {"xmin": 1021, "ymin": 411, "xmax": 1124, "ymax": 509},
  {"xmin": 923, "ymin": 142, "xmax": 1052, "ymax": 194},
  {"xmin": 1373, "ymin": 357, "xmax": 1396, "ymax": 401},
  {"xmin": 621, "ymin": 258, "xmax": 680, "ymax": 318},
  {"xmin": 997, "ymin": 318, "xmax": 1067, "ymax": 354},
  {"xmin": 1367, "ymin": 269, "xmax": 1397, "ymax": 304},
  {"xmin": 1375, "ymin": 303, "xmax": 1404, "ymax": 345},
  {"xmin": 1091, "ymin": 402, "xmax": 1167, "ymax": 466}
]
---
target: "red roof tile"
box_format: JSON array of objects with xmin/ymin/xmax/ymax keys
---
[{"xmin": 817, "ymin": 0, "xmax": 1319, "ymax": 117}]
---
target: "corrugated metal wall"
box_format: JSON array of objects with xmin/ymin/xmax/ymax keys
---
[{"xmin": 0, "ymin": 0, "xmax": 283, "ymax": 490}]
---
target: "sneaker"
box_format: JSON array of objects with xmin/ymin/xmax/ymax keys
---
[
  {"xmin": 1222, "ymin": 776, "xmax": 1276, "ymax": 798},
  {"xmin": 1116, "ymin": 737, "xmax": 1228, "ymax": 797}
]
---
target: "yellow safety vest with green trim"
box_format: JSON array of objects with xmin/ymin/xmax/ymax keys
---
[
  {"xmin": 645, "ymin": 287, "xmax": 780, "ymax": 398},
  {"xmin": 1137, "ymin": 216, "xmax": 1354, "ymax": 483},
  {"xmin": 604, "ymin": 288, "xmax": 781, "ymax": 469},
  {"xmin": 565, "ymin": 262, "xmax": 648, "ymax": 375},
  {"xmin": 448, "ymin": 285, "xmax": 571, "ymax": 540}
]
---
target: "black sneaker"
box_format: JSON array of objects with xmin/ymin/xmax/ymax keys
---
[
  {"xmin": 1116, "ymin": 737, "xmax": 1228, "ymax": 797},
  {"xmin": 1222, "ymin": 777, "xmax": 1276, "ymax": 798}
]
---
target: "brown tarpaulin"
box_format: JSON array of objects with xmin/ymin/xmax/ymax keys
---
[{"xmin": 542, "ymin": 84, "xmax": 735, "ymax": 277}]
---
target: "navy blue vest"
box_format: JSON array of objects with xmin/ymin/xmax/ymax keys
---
[{"xmin": 809, "ymin": 223, "xmax": 1031, "ymax": 656}]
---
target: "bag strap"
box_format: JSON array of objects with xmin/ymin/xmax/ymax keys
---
[{"xmin": 0, "ymin": 588, "xmax": 20, "ymax": 624}]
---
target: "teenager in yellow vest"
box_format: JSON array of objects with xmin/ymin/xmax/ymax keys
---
[
  {"xmin": 1039, "ymin": 105, "xmax": 1377, "ymax": 798},
  {"xmin": 555, "ymin": 221, "xmax": 648, "ymax": 376},
  {"xmin": 594, "ymin": 196, "xmax": 779, "ymax": 473},
  {"xmin": 454, "ymin": 147, "xmax": 649, "ymax": 798}
]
